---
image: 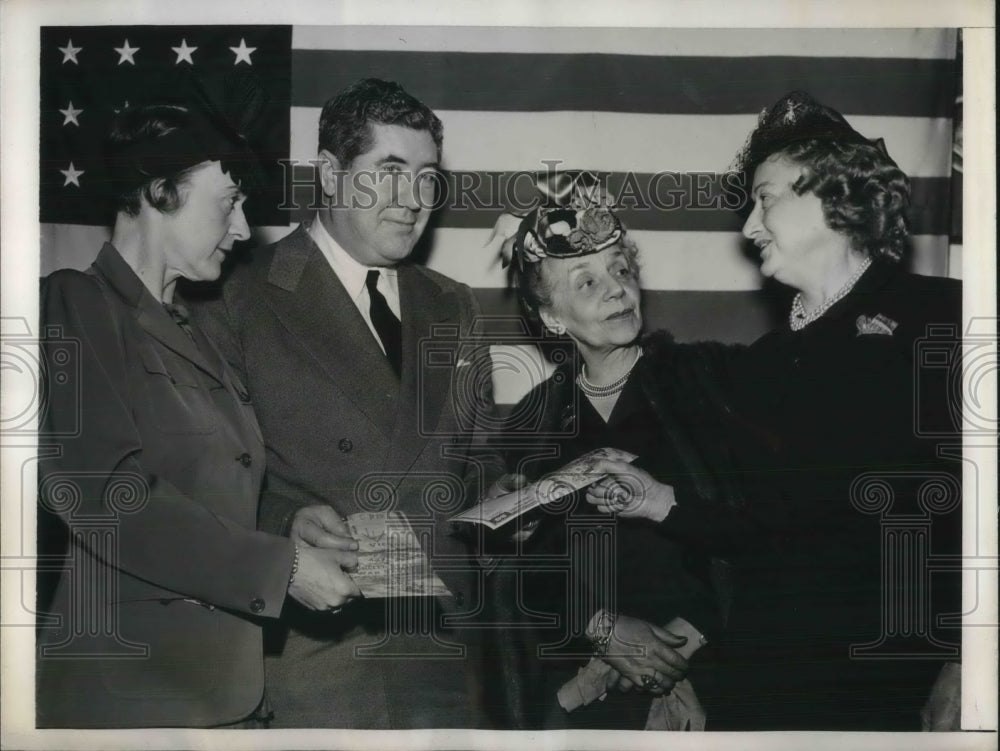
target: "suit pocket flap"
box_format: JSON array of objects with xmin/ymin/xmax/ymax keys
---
[{"xmin": 138, "ymin": 344, "xmax": 200, "ymax": 387}]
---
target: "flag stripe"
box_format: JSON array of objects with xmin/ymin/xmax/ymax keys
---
[
  {"xmin": 290, "ymin": 51, "xmax": 955, "ymax": 117},
  {"xmin": 287, "ymin": 172, "xmax": 952, "ymax": 236},
  {"xmin": 292, "ymin": 27, "xmax": 956, "ymax": 60},
  {"xmin": 290, "ymin": 109, "xmax": 954, "ymax": 177},
  {"xmin": 416, "ymin": 227, "xmax": 950, "ymax": 291},
  {"xmin": 39, "ymin": 223, "xmax": 111, "ymax": 276}
]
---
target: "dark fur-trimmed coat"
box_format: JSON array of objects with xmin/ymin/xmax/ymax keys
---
[{"xmin": 486, "ymin": 331, "xmax": 754, "ymax": 729}]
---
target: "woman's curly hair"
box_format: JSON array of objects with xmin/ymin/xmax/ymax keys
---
[
  {"xmin": 778, "ymin": 138, "xmax": 911, "ymax": 263},
  {"xmin": 736, "ymin": 91, "xmax": 912, "ymax": 264}
]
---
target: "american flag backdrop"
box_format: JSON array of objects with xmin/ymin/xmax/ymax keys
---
[
  {"xmin": 40, "ymin": 26, "xmax": 292, "ymax": 228},
  {"xmin": 39, "ymin": 26, "xmax": 961, "ymax": 405}
]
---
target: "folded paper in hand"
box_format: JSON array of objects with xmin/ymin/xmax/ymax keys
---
[
  {"xmin": 449, "ymin": 447, "xmax": 638, "ymax": 529},
  {"xmin": 347, "ymin": 511, "xmax": 452, "ymax": 598}
]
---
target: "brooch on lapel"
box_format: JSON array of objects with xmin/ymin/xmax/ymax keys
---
[{"xmin": 856, "ymin": 313, "xmax": 898, "ymax": 336}]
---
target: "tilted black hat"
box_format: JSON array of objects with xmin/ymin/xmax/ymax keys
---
[
  {"xmin": 732, "ymin": 90, "xmax": 891, "ymax": 182},
  {"xmin": 104, "ymin": 70, "xmax": 267, "ymax": 196}
]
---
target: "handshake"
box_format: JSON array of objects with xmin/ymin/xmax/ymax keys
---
[{"xmin": 285, "ymin": 505, "xmax": 362, "ymax": 611}]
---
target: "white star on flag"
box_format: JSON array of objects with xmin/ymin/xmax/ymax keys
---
[
  {"xmin": 60, "ymin": 163, "xmax": 84, "ymax": 187},
  {"xmin": 59, "ymin": 102, "xmax": 83, "ymax": 126},
  {"xmin": 230, "ymin": 38, "xmax": 256, "ymax": 65},
  {"xmin": 172, "ymin": 39, "xmax": 198, "ymax": 65},
  {"xmin": 41, "ymin": 25, "xmax": 288, "ymax": 227},
  {"xmin": 58, "ymin": 39, "xmax": 82, "ymax": 64},
  {"xmin": 114, "ymin": 40, "xmax": 140, "ymax": 65}
]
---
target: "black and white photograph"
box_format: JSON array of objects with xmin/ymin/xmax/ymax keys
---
[{"xmin": 1, "ymin": 1, "xmax": 996, "ymax": 749}]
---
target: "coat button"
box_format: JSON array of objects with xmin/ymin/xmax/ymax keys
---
[
  {"xmin": 249, "ymin": 597, "xmax": 265, "ymax": 613},
  {"xmin": 237, "ymin": 453, "xmax": 253, "ymax": 467},
  {"xmin": 338, "ymin": 439, "xmax": 353, "ymax": 453}
]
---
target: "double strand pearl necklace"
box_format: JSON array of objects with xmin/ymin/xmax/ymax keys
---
[
  {"xmin": 789, "ymin": 256, "xmax": 872, "ymax": 331},
  {"xmin": 577, "ymin": 347, "xmax": 643, "ymax": 398}
]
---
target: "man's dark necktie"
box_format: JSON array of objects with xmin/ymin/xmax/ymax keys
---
[{"xmin": 365, "ymin": 269, "xmax": 402, "ymax": 377}]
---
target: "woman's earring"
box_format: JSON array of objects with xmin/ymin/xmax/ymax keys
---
[{"xmin": 553, "ymin": 325, "xmax": 566, "ymax": 335}]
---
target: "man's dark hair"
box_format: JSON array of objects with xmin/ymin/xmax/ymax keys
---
[{"xmin": 318, "ymin": 78, "xmax": 443, "ymax": 167}]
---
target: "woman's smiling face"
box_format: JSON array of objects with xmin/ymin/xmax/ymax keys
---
[{"xmin": 742, "ymin": 154, "xmax": 847, "ymax": 292}]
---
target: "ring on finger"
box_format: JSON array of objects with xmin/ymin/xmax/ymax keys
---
[{"xmin": 640, "ymin": 674, "xmax": 659, "ymax": 689}]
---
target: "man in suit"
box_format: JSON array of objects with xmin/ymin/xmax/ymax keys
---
[{"xmin": 191, "ymin": 78, "xmax": 505, "ymax": 728}]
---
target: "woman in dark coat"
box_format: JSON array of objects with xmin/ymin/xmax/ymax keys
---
[
  {"xmin": 482, "ymin": 173, "xmax": 750, "ymax": 730},
  {"xmin": 586, "ymin": 91, "xmax": 963, "ymax": 730},
  {"xmin": 36, "ymin": 99, "xmax": 360, "ymax": 728}
]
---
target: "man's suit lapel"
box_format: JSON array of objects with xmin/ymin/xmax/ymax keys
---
[
  {"xmin": 385, "ymin": 265, "xmax": 462, "ymax": 477},
  {"xmin": 263, "ymin": 226, "xmax": 400, "ymax": 435}
]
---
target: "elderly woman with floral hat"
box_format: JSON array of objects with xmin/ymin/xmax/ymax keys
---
[
  {"xmin": 583, "ymin": 92, "xmax": 963, "ymax": 730},
  {"xmin": 483, "ymin": 172, "xmax": 752, "ymax": 730}
]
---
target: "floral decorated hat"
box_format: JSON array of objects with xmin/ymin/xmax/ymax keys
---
[{"xmin": 510, "ymin": 171, "xmax": 623, "ymax": 267}]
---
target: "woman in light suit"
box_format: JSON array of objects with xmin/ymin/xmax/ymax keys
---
[{"xmin": 37, "ymin": 99, "xmax": 360, "ymax": 728}]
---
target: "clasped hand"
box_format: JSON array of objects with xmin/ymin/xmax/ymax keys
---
[
  {"xmin": 286, "ymin": 505, "xmax": 362, "ymax": 610},
  {"xmin": 599, "ymin": 614, "xmax": 690, "ymax": 695},
  {"xmin": 584, "ymin": 459, "xmax": 676, "ymax": 522}
]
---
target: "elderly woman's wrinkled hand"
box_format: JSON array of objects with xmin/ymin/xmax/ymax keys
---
[
  {"xmin": 584, "ymin": 459, "xmax": 676, "ymax": 522},
  {"xmin": 615, "ymin": 675, "xmax": 637, "ymax": 693},
  {"xmin": 597, "ymin": 614, "xmax": 689, "ymax": 695}
]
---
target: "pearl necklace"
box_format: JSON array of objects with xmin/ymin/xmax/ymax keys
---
[
  {"xmin": 577, "ymin": 348, "xmax": 643, "ymax": 398},
  {"xmin": 789, "ymin": 257, "xmax": 872, "ymax": 331}
]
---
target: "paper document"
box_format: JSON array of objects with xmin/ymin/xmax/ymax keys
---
[
  {"xmin": 449, "ymin": 447, "xmax": 638, "ymax": 530},
  {"xmin": 347, "ymin": 511, "xmax": 452, "ymax": 598}
]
